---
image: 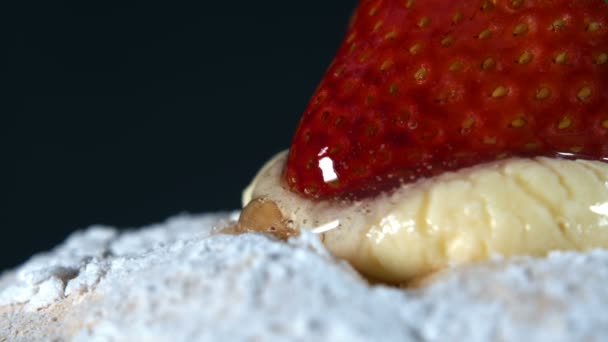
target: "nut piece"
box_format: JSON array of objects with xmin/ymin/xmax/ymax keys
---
[{"xmin": 227, "ymin": 198, "xmax": 299, "ymax": 240}]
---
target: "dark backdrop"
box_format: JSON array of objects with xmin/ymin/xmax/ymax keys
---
[{"xmin": 3, "ymin": 1, "xmax": 357, "ymax": 271}]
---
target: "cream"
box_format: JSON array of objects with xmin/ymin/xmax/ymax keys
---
[{"xmin": 243, "ymin": 151, "xmax": 608, "ymax": 282}]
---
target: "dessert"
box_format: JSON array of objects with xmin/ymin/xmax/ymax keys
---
[{"xmin": 238, "ymin": 0, "xmax": 608, "ymax": 283}]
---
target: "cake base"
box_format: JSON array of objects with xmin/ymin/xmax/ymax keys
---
[{"xmin": 1, "ymin": 212, "xmax": 607, "ymax": 341}]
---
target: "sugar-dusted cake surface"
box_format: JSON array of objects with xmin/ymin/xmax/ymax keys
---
[{"xmin": 1, "ymin": 212, "xmax": 608, "ymax": 341}]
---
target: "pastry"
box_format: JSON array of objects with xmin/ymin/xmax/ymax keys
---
[{"xmin": 237, "ymin": 0, "xmax": 608, "ymax": 283}]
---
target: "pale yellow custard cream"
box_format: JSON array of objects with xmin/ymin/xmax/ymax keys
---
[{"xmin": 240, "ymin": 151, "xmax": 608, "ymax": 283}]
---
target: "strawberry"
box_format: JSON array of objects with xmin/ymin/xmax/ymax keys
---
[{"xmin": 285, "ymin": 0, "xmax": 608, "ymax": 199}]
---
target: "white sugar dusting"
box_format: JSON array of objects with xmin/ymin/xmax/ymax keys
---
[{"xmin": 1, "ymin": 212, "xmax": 608, "ymax": 341}]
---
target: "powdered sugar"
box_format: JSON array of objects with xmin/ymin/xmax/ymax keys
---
[{"xmin": 1, "ymin": 212, "xmax": 608, "ymax": 341}]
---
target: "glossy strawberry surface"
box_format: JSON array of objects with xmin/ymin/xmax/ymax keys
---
[{"xmin": 286, "ymin": 0, "xmax": 608, "ymax": 199}]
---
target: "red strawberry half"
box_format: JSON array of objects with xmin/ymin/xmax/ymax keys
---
[{"xmin": 285, "ymin": 0, "xmax": 608, "ymax": 200}]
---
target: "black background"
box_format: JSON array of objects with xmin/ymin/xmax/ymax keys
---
[{"xmin": 3, "ymin": 1, "xmax": 357, "ymax": 271}]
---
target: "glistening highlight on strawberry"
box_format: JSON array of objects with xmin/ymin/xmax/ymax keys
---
[{"xmin": 284, "ymin": 0, "xmax": 608, "ymax": 200}]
